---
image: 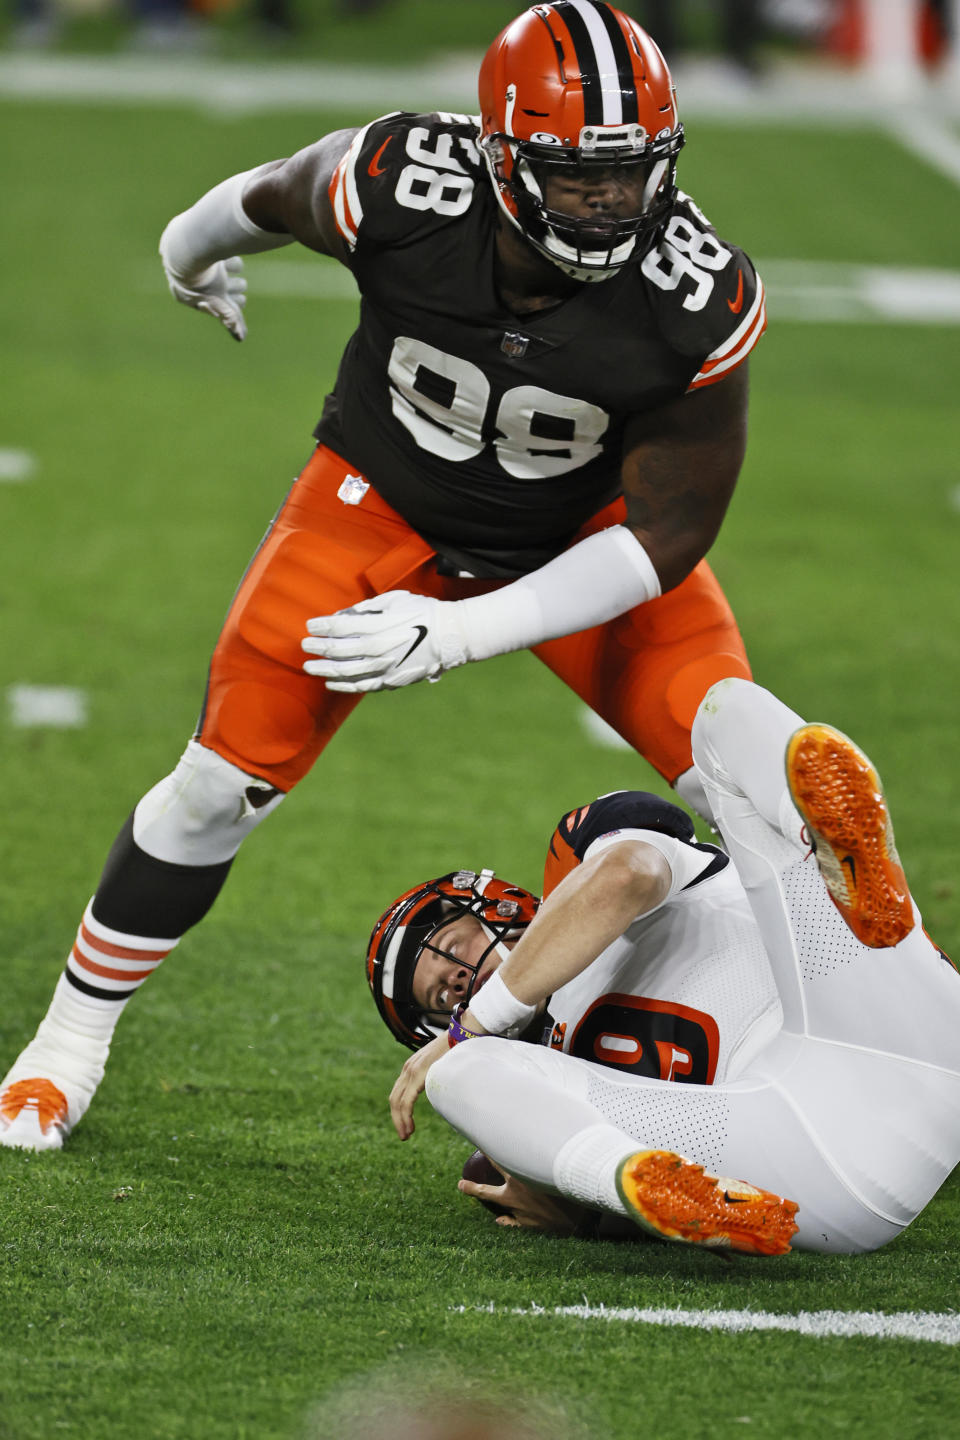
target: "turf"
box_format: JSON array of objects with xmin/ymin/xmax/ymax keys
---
[{"xmin": 1, "ymin": 84, "xmax": 960, "ymax": 1440}]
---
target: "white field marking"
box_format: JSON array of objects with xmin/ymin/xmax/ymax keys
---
[
  {"xmin": 222, "ymin": 257, "xmax": 358, "ymax": 301},
  {"xmin": 148, "ymin": 257, "xmax": 960, "ymax": 325},
  {"xmin": 7, "ymin": 684, "xmax": 88, "ymax": 729},
  {"xmin": 0, "ymin": 53, "xmax": 478, "ymax": 115},
  {"xmin": 881, "ymin": 112, "xmax": 960, "ymax": 190},
  {"xmin": 0, "ymin": 449, "xmax": 37, "ymax": 482},
  {"xmin": 580, "ymin": 707, "xmax": 633, "ymax": 751},
  {"xmin": 139, "ymin": 256, "xmax": 357, "ymax": 300},
  {"xmin": 949, "ymin": 484, "xmax": 960, "ymax": 513},
  {"xmin": 452, "ymin": 1303, "xmax": 960, "ymax": 1346},
  {"xmin": 2, "ymin": 52, "xmax": 960, "ymax": 122},
  {"xmin": 758, "ymin": 261, "xmax": 960, "ymax": 324}
]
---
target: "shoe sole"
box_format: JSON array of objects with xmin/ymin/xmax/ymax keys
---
[
  {"xmin": 615, "ymin": 1149, "xmax": 798, "ymax": 1257},
  {"xmin": 786, "ymin": 724, "xmax": 914, "ymax": 949}
]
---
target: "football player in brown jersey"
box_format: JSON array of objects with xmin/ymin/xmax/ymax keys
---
[{"xmin": 2, "ymin": 3, "xmax": 768, "ymax": 1152}]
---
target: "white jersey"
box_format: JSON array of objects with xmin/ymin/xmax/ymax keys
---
[
  {"xmin": 427, "ymin": 685, "xmax": 960, "ymax": 1253},
  {"xmin": 541, "ymin": 793, "xmax": 781, "ymax": 1086}
]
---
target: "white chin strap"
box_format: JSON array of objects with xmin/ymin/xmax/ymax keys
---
[
  {"xmin": 512, "ymin": 154, "xmax": 633, "ymax": 283},
  {"xmin": 473, "ymin": 868, "xmax": 518, "ymax": 968},
  {"xmin": 542, "ymin": 233, "xmax": 637, "ymax": 283},
  {"xmin": 479, "ymin": 933, "xmax": 515, "ymax": 966}
]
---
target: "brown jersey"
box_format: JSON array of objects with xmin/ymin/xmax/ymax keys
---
[{"xmin": 317, "ymin": 111, "xmax": 766, "ymax": 577}]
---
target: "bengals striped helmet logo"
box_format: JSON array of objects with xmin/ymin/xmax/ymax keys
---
[
  {"xmin": 478, "ymin": 2, "xmax": 684, "ymax": 281},
  {"xmin": 366, "ymin": 870, "xmax": 540, "ymax": 1050}
]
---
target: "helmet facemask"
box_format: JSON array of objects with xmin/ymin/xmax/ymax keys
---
[
  {"xmin": 482, "ymin": 118, "xmax": 684, "ymax": 283},
  {"xmin": 367, "ymin": 870, "xmax": 540, "ymax": 1050}
]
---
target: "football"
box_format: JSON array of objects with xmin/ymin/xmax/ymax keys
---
[{"xmin": 461, "ymin": 1149, "xmax": 510, "ymax": 1216}]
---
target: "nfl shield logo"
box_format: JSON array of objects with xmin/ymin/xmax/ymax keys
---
[{"xmin": 500, "ymin": 331, "xmax": 530, "ymax": 359}]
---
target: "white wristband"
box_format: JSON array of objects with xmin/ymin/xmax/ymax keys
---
[
  {"xmin": 453, "ymin": 527, "xmax": 661, "ymax": 664},
  {"xmin": 468, "ymin": 969, "xmax": 538, "ymax": 1036},
  {"xmin": 159, "ymin": 165, "xmax": 293, "ymax": 284}
]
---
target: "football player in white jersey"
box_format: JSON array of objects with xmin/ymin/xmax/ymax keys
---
[{"xmin": 372, "ymin": 679, "xmax": 960, "ymax": 1257}]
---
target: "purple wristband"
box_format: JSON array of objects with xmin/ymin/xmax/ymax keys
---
[{"xmin": 447, "ymin": 1003, "xmax": 482, "ymax": 1048}]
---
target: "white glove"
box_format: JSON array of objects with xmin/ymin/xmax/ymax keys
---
[
  {"xmin": 301, "ymin": 591, "xmax": 471, "ymax": 693},
  {"xmin": 163, "ymin": 256, "xmax": 248, "ymax": 342},
  {"xmin": 302, "ymin": 530, "xmax": 662, "ymax": 694}
]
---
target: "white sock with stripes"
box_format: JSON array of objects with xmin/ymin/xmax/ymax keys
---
[
  {"xmin": 1, "ymin": 901, "xmax": 179, "ymax": 1125},
  {"xmin": 64, "ymin": 899, "xmax": 178, "ymax": 1013}
]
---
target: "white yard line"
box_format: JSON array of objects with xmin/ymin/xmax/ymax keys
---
[
  {"xmin": 231, "ymin": 255, "xmax": 960, "ymax": 324},
  {"xmin": 0, "ymin": 53, "xmax": 477, "ymax": 114},
  {"xmin": 453, "ymin": 1303, "xmax": 960, "ymax": 1345},
  {"xmin": 0, "ymin": 449, "xmax": 37, "ymax": 482},
  {"xmin": 1, "ymin": 52, "xmax": 959, "ymax": 122},
  {"xmin": 759, "ymin": 261, "xmax": 960, "ymax": 323},
  {"xmin": 232, "ymin": 258, "xmax": 358, "ymax": 300},
  {"xmin": 7, "ymin": 684, "xmax": 89, "ymax": 729},
  {"xmin": 580, "ymin": 708, "xmax": 633, "ymax": 750},
  {"xmin": 882, "ymin": 112, "xmax": 960, "ymax": 190}
]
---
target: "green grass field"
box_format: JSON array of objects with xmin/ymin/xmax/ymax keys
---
[{"xmin": 2, "ymin": 62, "xmax": 960, "ymax": 1440}]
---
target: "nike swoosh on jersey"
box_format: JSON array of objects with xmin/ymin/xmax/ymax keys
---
[
  {"xmin": 727, "ymin": 269, "xmax": 745, "ymax": 314},
  {"xmin": 399, "ymin": 625, "xmax": 429, "ymax": 666},
  {"xmin": 368, "ymin": 136, "xmax": 394, "ymax": 178}
]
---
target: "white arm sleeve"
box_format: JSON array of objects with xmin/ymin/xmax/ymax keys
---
[
  {"xmin": 159, "ymin": 165, "xmax": 294, "ymax": 284},
  {"xmin": 452, "ymin": 526, "xmax": 661, "ymax": 664}
]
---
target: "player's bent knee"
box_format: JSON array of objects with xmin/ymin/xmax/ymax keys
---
[
  {"xmin": 132, "ymin": 740, "xmax": 286, "ymax": 866},
  {"xmin": 690, "ymin": 676, "xmax": 757, "ymax": 779},
  {"xmin": 694, "ymin": 676, "xmax": 754, "ymax": 735}
]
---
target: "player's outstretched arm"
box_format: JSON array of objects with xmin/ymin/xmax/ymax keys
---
[
  {"xmin": 159, "ymin": 128, "xmax": 358, "ymax": 340},
  {"xmin": 302, "ymin": 367, "xmax": 749, "ymax": 691}
]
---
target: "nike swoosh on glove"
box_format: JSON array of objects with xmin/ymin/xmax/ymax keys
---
[
  {"xmin": 301, "ymin": 590, "xmax": 470, "ymax": 693},
  {"xmin": 163, "ymin": 256, "xmax": 249, "ymax": 342}
]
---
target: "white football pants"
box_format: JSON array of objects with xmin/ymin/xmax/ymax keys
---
[{"xmin": 425, "ymin": 679, "xmax": 960, "ymax": 1253}]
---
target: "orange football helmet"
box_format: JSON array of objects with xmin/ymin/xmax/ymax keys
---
[
  {"xmin": 366, "ymin": 869, "xmax": 540, "ymax": 1050},
  {"xmin": 479, "ymin": 1, "xmax": 684, "ymax": 281}
]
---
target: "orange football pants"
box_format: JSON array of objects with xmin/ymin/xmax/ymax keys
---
[{"xmin": 197, "ymin": 444, "xmax": 751, "ymax": 791}]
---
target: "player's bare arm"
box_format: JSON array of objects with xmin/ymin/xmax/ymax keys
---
[
  {"xmin": 474, "ymin": 842, "xmax": 670, "ymax": 1014},
  {"xmin": 240, "ymin": 130, "xmax": 359, "ymax": 259},
  {"xmin": 620, "ymin": 363, "xmax": 749, "ymax": 592},
  {"xmin": 159, "ymin": 129, "xmax": 357, "ymax": 340}
]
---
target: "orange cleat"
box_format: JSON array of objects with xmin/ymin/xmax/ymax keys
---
[
  {"xmin": 615, "ymin": 1149, "xmax": 798, "ymax": 1257},
  {"xmin": 0, "ymin": 1077, "xmax": 69, "ymax": 1151},
  {"xmin": 786, "ymin": 723, "xmax": 914, "ymax": 949}
]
